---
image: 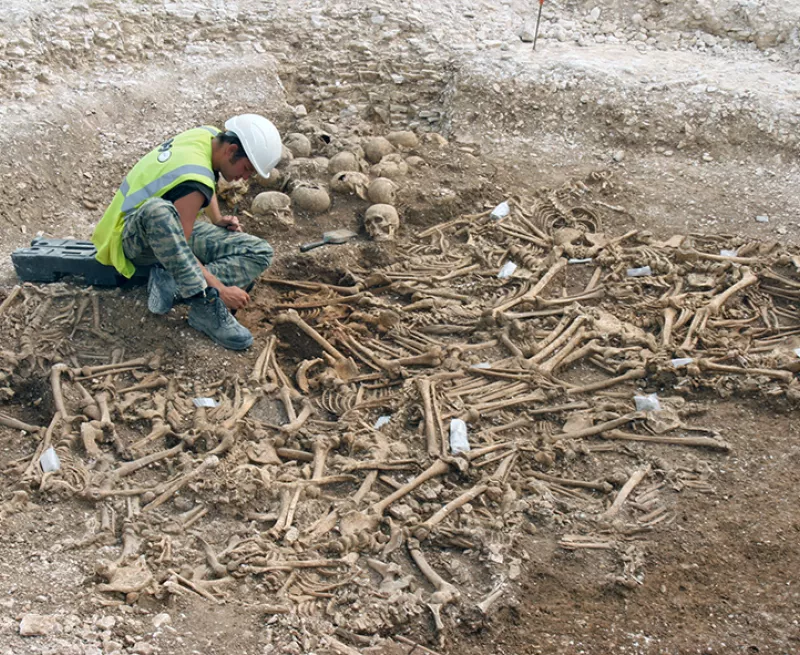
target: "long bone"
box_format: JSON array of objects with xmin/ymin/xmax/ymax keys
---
[
  {"xmin": 556, "ymin": 339, "xmax": 608, "ymax": 371},
  {"xmin": 312, "ymin": 435, "xmax": 340, "ymax": 480},
  {"xmin": 603, "ymin": 429, "xmax": 731, "ymax": 451},
  {"xmin": 80, "ymin": 421, "xmax": 104, "ymax": 458},
  {"xmin": 417, "ymin": 378, "xmax": 441, "ymax": 459},
  {"xmin": 274, "ymin": 310, "xmax": 358, "ymax": 379},
  {"xmin": 681, "ymin": 268, "xmax": 759, "ymax": 350},
  {"xmin": 535, "ymin": 288, "xmax": 605, "ymax": 308},
  {"xmin": 408, "ymin": 539, "xmax": 460, "ymax": 636},
  {"xmin": 0, "ymin": 285, "xmax": 21, "ymax": 315},
  {"xmin": 538, "ymin": 327, "xmax": 590, "ymax": 374},
  {"xmin": 413, "ymin": 452, "xmax": 517, "ymax": 540},
  {"xmin": 119, "ymin": 375, "xmax": 168, "ymax": 395},
  {"xmin": 141, "ymin": 455, "xmax": 219, "ymax": 513},
  {"xmin": 49, "ymin": 363, "xmax": 71, "ymax": 420},
  {"xmin": 131, "ymin": 395, "xmax": 172, "ymax": 452},
  {"xmin": 280, "ymin": 399, "xmax": 314, "ymax": 436},
  {"xmin": 464, "ymin": 381, "xmax": 528, "ymax": 404},
  {"xmin": 565, "ymin": 368, "xmax": 647, "ymax": 395},
  {"xmin": 78, "ymin": 354, "xmax": 160, "ymax": 378},
  {"xmin": 376, "ymin": 348, "xmax": 443, "ymax": 376},
  {"xmin": 391, "ymin": 283, "xmax": 471, "ymax": 302},
  {"xmin": 528, "ymin": 315, "xmax": 586, "ymax": 364},
  {"xmin": 662, "ymin": 306, "xmax": 678, "ymax": 348},
  {"xmin": 260, "ymin": 275, "xmax": 360, "ymax": 295},
  {"xmin": 459, "ymin": 390, "xmax": 550, "ymax": 420},
  {"xmin": 371, "ymin": 444, "xmax": 511, "ymax": 515},
  {"xmin": 492, "ymin": 257, "xmax": 568, "ymax": 316},
  {"xmin": 552, "ymin": 412, "xmax": 643, "ymax": 441},
  {"xmin": 21, "ymin": 412, "xmax": 61, "ymax": 481},
  {"xmin": 270, "ymin": 485, "xmax": 303, "ymax": 535},
  {"xmin": 74, "ymin": 381, "xmax": 101, "ymax": 420},
  {"xmin": 477, "ymin": 583, "xmax": 507, "ymax": 615},
  {"xmin": 696, "ymin": 359, "xmax": 794, "ymax": 383},
  {"xmin": 279, "ymin": 385, "xmax": 299, "ymax": 423},
  {"xmin": 0, "ymin": 412, "xmax": 41, "ymax": 433},
  {"xmin": 113, "ymin": 442, "xmax": 185, "ymax": 479},
  {"xmin": 249, "ymin": 337, "xmax": 276, "ymax": 386},
  {"xmin": 372, "ymin": 459, "xmax": 450, "ymax": 515},
  {"xmin": 600, "ymin": 465, "xmax": 651, "ymax": 519},
  {"xmin": 95, "ymin": 391, "xmax": 113, "ymax": 427},
  {"xmin": 526, "ymin": 471, "xmax": 612, "ymax": 492}
]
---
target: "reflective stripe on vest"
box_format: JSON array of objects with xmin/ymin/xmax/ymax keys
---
[{"xmin": 120, "ymin": 164, "xmax": 216, "ymax": 213}]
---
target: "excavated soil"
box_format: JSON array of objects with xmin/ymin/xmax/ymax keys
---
[{"xmin": 1, "ymin": 1, "xmax": 800, "ymax": 655}]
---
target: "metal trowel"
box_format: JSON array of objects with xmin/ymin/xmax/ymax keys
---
[{"xmin": 299, "ymin": 229, "xmax": 357, "ymax": 252}]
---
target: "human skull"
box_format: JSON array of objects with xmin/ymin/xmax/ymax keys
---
[
  {"xmin": 216, "ymin": 177, "xmax": 249, "ymax": 206},
  {"xmin": 284, "ymin": 132, "xmax": 312, "ymax": 158},
  {"xmin": 330, "ymin": 171, "xmax": 370, "ymax": 199},
  {"xmin": 328, "ymin": 151, "xmax": 362, "ymax": 175},
  {"xmin": 386, "ymin": 130, "xmax": 419, "ymax": 149},
  {"xmin": 363, "ymin": 136, "xmax": 395, "ymax": 164},
  {"xmin": 367, "ymin": 177, "xmax": 399, "ymax": 205},
  {"xmin": 292, "ymin": 183, "xmax": 331, "ymax": 214},
  {"xmin": 369, "ymin": 153, "xmax": 408, "ymax": 179},
  {"xmin": 251, "ymin": 191, "xmax": 294, "ymax": 227},
  {"xmin": 364, "ymin": 204, "xmax": 399, "ymax": 242},
  {"xmin": 254, "ymin": 167, "xmax": 284, "ymax": 190},
  {"xmin": 285, "ymin": 157, "xmax": 329, "ymax": 182}
]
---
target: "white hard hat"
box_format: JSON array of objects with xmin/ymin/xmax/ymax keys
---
[{"xmin": 224, "ymin": 114, "xmax": 282, "ymax": 178}]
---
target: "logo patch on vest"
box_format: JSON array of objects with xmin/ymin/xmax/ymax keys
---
[{"xmin": 157, "ymin": 150, "xmax": 172, "ymax": 163}]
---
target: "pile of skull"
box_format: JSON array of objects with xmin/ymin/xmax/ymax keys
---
[
  {"xmin": 1, "ymin": 171, "xmax": 799, "ymax": 652},
  {"xmin": 218, "ymin": 130, "xmax": 421, "ymax": 243}
]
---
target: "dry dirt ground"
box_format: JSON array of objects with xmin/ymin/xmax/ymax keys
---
[{"xmin": 1, "ymin": 1, "xmax": 800, "ymax": 654}]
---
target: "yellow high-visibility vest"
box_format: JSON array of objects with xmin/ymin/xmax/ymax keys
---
[{"xmin": 91, "ymin": 125, "xmax": 220, "ymax": 277}]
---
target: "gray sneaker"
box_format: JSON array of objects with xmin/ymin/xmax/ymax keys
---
[
  {"xmin": 187, "ymin": 288, "xmax": 253, "ymax": 350},
  {"xmin": 147, "ymin": 266, "xmax": 177, "ymax": 315}
]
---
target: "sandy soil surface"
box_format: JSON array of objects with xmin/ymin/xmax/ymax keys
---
[{"xmin": 1, "ymin": 1, "xmax": 799, "ymax": 654}]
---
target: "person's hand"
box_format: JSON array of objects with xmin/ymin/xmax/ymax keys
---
[
  {"xmin": 218, "ymin": 285, "xmax": 250, "ymax": 311},
  {"xmin": 215, "ymin": 215, "xmax": 242, "ymax": 232}
]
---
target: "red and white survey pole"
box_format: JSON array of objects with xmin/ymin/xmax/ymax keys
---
[{"xmin": 533, "ymin": 0, "xmax": 545, "ymax": 50}]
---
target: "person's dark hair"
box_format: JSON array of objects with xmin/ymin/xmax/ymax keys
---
[{"xmin": 217, "ymin": 131, "xmax": 248, "ymax": 161}]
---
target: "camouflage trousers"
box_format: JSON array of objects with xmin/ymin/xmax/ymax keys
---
[{"xmin": 121, "ymin": 197, "xmax": 273, "ymax": 298}]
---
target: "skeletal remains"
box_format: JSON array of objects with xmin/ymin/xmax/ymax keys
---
[{"xmin": 0, "ymin": 169, "xmax": 798, "ymax": 652}]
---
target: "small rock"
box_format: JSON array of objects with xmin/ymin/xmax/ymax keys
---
[
  {"xmin": 283, "ymin": 526, "xmax": 299, "ymax": 543},
  {"xmin": 755, "ymin": 215, "xmax": 770, "ymax": 223},
  {"xmin": 130, "ymin": 643, "xmax": 154, "ymax": 655},
  {"xmin": 519, "ymin": 24, "xmax": 536, "ymax": 43},
  {"xmin": 95, "ymin": 616, "xmax": 116, "ymax": 631},
  {"xmin": 612, "ymin": 149, "xmax": 625, "ymax": 162},
  {"xmin": 776, "ymin": 226, "xmax": 787, "ymax": 235},
  {"xmin": 388, "ymin": 504, "xmax": 416, "ymax": 522},
  {"xmin": 152, "ymin": 613, "xmax": 171, "ymax": 629},
  {"xmin": 585, "ymin": 7, "xmax": 601, "ymax": 24},
  {"xmin": 702, "ymin": 153, "xmax": 713, "ymax": 162},
  {"xmin": 19, "ymin": 614, "xmax": 61, "ymax": 636},
  {"xmin": 293, "ymin": 104, "xmax": 308, "ymax": 118}
]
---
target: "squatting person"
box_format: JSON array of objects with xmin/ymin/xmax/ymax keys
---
[{"xmin": 91, "ymin": 114, "xmax": 282, "ymax": 350}]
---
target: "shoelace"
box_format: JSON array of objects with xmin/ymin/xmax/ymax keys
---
[{"xmin": 212, "ymin": 297, "xmax": 235, "ymax": 326}]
